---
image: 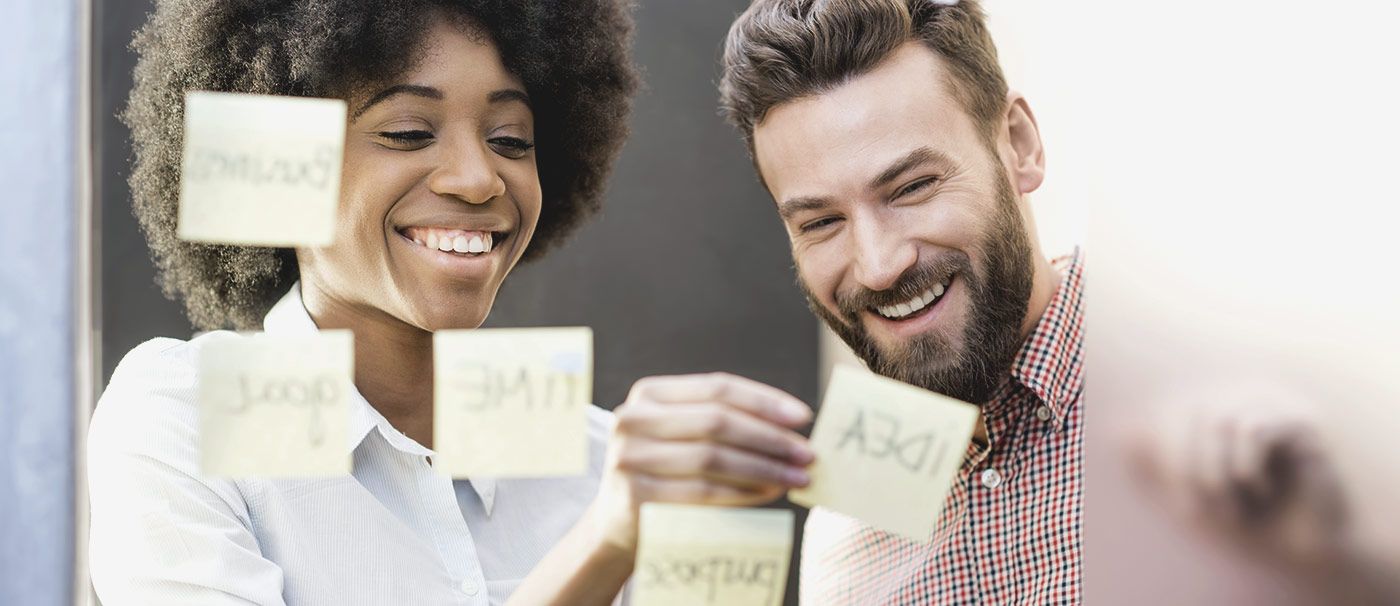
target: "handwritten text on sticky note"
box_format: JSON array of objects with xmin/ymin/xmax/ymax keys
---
[
  {"xmin": 433, "ymin": 327, "xmax": 592, "ymax": 478},
  {"xmin": 789, "ymin": 365, "xmax": 978, "ymax": 541},
  {"xmin": 199, "ymin": 330, "xmax": 353, "ymax": 478},
  {"xmin": 634, "ymin": 504, "xmax": 794, "ymax": 606},
  {"xmin": 178, "ymin": 91, "xmax": 346, "ymax": 247}
]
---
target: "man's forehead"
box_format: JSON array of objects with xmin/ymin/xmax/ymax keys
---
[{"xmin": 753, "ymin": 43, "xmax": 971, "ymax": 197}]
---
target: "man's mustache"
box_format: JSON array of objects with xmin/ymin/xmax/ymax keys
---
[{"xmin": 833, "ymin": 254, "xmax": 971, "ymax": 319}]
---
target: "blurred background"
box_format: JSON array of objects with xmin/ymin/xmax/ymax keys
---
[{"xmin": 999, "ymin": 0, "xmax": 1400, "ymax": 603}]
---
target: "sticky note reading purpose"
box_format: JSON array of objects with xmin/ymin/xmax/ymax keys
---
[
  {"xmin": 789, "ymin": 365, "xmax": 979, "ymax": 541},
  {"xmin": 178, "ymin": 91, "xmax": 346, "ymax": 247},
  {"xmin": 198, "ymin": 330, "xmax": 353, "ymax": 478},
  {"xmin": 433, "ymin": 327, "xmax": 592, "ymax": 478},
  {"xmin": 634, "ymin": 504, "xmax": 795, "ymax": 606}
]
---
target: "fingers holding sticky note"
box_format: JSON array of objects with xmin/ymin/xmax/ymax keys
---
[
  {"xmin": 177, "ymin": 91, "xmax": 346, "ymax": 247},
  {"xmin": 789, "ymin": 365, "xmax": 979, "ymax": 542},
  {"xmin": 198, "ymin": 330, "xmax": 354, "ymax": 478},
  {"xmin": 634, "ymin": 504, "xmax": 795, "ymax": 606},
  {"xmin": 433, "ymin": 327, "xmax": 593, "ymax": 478}
]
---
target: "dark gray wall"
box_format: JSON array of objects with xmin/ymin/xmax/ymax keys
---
[
  {"xmin": 98, "ymin": 1, "xmax": 816, "ymax": 603},
  {"xmin": 96, "ymin": 0, "xmax": 190, "ymax": 381},
  {"xmin": 480, "ymin": 1, "xmax": 818, "ymax": 409}
]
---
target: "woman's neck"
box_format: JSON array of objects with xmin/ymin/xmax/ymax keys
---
[{"xmin": 300, "ymin": 283, "xmax": 436, "ymax": 449}]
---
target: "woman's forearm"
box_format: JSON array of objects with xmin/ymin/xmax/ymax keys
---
[{"xmin": 506, "ymin": 504, "xmax": 635, "ymax": 606}]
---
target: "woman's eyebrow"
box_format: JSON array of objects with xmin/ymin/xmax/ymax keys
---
[
  {"xmin": 488, "ymin": 88, "xmax": 531, "ymax": 109},
  {"xmin": 352, "ymin": 84, "xmax": 443, "ymax": 119}
]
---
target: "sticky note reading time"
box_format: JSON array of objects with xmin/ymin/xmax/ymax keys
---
[
  {"xmin": 178, "ymin": 91, "xmax": 346, "ymax": 247},
  {"xmin": 198, "ymin": 330, "xmax": 353, "ymax": 478},
  {"xmin": 789, "ymin": 365, "xmax": 979, "ymax": 541},
  {"xmin": 634, "ymin": 504, "xmax": 795, "ymax": 606},
  {"xmin": 433, "ymin": 327, "xmax": 592, "ymax": 478}
]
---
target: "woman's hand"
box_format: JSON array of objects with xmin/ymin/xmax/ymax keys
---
[{"xmin": 587, "ymin": 372, "xmax": 815, "ymax": 554}]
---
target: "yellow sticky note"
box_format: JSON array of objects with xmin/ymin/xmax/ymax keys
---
[
  {"xmin": 789, "ymin": 365, "xmax": 978, "ymax": 541},
  {"xmin": 177, "ymin": 91, "xmax": 346, "ymax": 247},
  {"xmin": 198, "ymin": 330, "xmax": 353, "ymax": 477},
  {"xmin": 433, "ymin": 327, "xmax": 592, "ymax": 478},
  {"xmin": 634, "ymin": 504, "xmax": 794, "ymax": 606}
]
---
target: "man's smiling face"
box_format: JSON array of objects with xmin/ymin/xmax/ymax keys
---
[{"xmin": 754, "ymin": 42, "xmax": 1037, "ymax": 404}]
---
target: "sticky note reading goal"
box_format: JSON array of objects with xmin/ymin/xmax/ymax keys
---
[
  {"xmin": 433, "ymin": 327, "xmax": 592, "ymax": 478},
  {"xmin": 178, "ymin": 91, "xmax": 346, "ymax": 247},
  {"xmin": 789, "ymin": 365, "xmax": 978, "ymax": 541},
  {"xmin": 198, "ymin": 330, "xmax": 353, "ymax": 478},
  {"xmin": 634, "ymin": 505, "xmax": 795, "ymax": 606}
]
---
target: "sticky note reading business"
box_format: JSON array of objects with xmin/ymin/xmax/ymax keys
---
[
  {"xmin": 634, "ymin": 504, "xmax": 794, "ymax": 606},
  {"xmin": 789, "ymin": 365, "xmax": 978, "ymax": 541},
  {"xmin": 434, "ymin": 327, "xmax": 591, "ymax": 478},
  {"xmin": 198, "ymin": 330, "xmax": 353, "ymax": 477},
  {"xmin": 177, "ymin": 91, "xmax": 346, "ymax": 247}
]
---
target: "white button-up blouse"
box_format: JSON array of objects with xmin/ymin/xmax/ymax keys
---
[{"xmin": 88, "ymin": 285, "xmax": 616, "ymax": 605}]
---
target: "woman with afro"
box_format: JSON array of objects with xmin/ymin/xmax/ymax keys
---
[{"xmin": 88, "ymin": 1, "xmax": 817, "ymax": 604}]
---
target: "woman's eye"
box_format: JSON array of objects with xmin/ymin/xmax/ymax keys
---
[
  {"xmin": 800, "ymin": 216, "xmax": 841, "ymax": 233},
  {"xmin": 896, "ymin": 177, "xmax": 937, "ymax": 198},
  {"xmin": 377, "ymin": 130, "xmax": 434, "ymax": 149},
  {"xmin": 488, "ymin": 136, "xmax": 536, "ymax": 159}
]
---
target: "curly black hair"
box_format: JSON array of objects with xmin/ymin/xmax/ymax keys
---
[{"xmin": 124, "ymin": 0, "xmax": 639, "ymax": 330}]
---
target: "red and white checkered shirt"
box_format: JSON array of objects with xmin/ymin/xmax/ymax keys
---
[{"xmin": 801, "ymin": 251, "xmax": 1084, "ymax": 605}]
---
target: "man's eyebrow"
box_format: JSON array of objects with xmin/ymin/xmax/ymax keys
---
[
  {"xmin": 352, "ymin": 84, "xmax": 443, "ymax": 119},
  {"xmin": 868, "ymin": 146, "xmax": 952, "ymax": 190},
  {"xmin": 776, "ymin": 147, "xmax": 954, "ymax": 221},
  {"xmin": 777, "ymin": 195, "xmax": 833, "ymax": 221}
]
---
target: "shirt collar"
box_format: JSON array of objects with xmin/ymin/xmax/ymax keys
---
[
  {"xmin": 1007, "ymin": 248, "xmax": 1085, "ymax": 426},
  {"xmin": 263, "ymin": 283, "xmax": 498, "ymax": 514}
]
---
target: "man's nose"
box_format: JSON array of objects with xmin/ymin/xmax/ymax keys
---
[
  {"xmin": 850, "ymin": 215, "xmax": 916, "ymax": 292},
  {"xmin": 427, "ymin": 138, "xmax": 507, "ymax": 205}
]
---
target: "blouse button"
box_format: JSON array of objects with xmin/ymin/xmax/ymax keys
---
[{"xmin": 459, "ymin": 579, "xmax": 479, "ymax": 596}]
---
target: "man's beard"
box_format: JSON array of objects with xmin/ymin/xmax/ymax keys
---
[{"xmin": 801, "ymin": 169, "xmax": 1035, "ymax": 404}]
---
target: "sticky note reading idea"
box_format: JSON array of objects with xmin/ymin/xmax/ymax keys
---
[
  {"xmin": 789, "ymin": 365, "xmax": 978, "ymax": 541},
  {"xmin": 198, "ymin": 330, "xmax": 353, "ymax": 478},
  {"xmin": 433, "ymin": 327, "xmax": 592, "ymax": 478},
  {"xmin": 178, "ymin": 91, "xmax": 346, "ymax": 247},
  {"xmin": 634, "ymin": 505, "xmax": 794, "ymax": 606}
]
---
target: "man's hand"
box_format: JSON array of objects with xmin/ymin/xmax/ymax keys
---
[{"xmin": 587, "ymin": 372, "xmax": 815, "ymax": 553}]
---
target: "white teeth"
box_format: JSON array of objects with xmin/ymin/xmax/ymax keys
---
[
  {"xmin": 876, "ymin": 283, "xmax": 950, "ymax": 320},
  {"xmin": 409, "ymin": 228, "xmax": 501, "ymax": 255}
]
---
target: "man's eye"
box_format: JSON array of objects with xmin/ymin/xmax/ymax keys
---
[
  {"xmin": 489, "ymin": 136, "xmax": 536, "ymax": 159},
  {"xmin": 896, "ymin": 177, "xmax": 938, "ymax": 198},
  {"xmin": 377, "ymin": 130, "xmax": 434, "ymax": 149},
  {"xmin": 800, "ymin": 217, "xmax": 841, "ymax": 233}
]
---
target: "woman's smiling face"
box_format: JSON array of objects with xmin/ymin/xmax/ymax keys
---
[{"xmin": 297, "ymin": 16, "xmax": 541, "ymax": 331}]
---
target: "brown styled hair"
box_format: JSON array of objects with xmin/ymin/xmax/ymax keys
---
[{"xmin": 719, "ymin": 0, "xmax": 1007, "ymax": 151}]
